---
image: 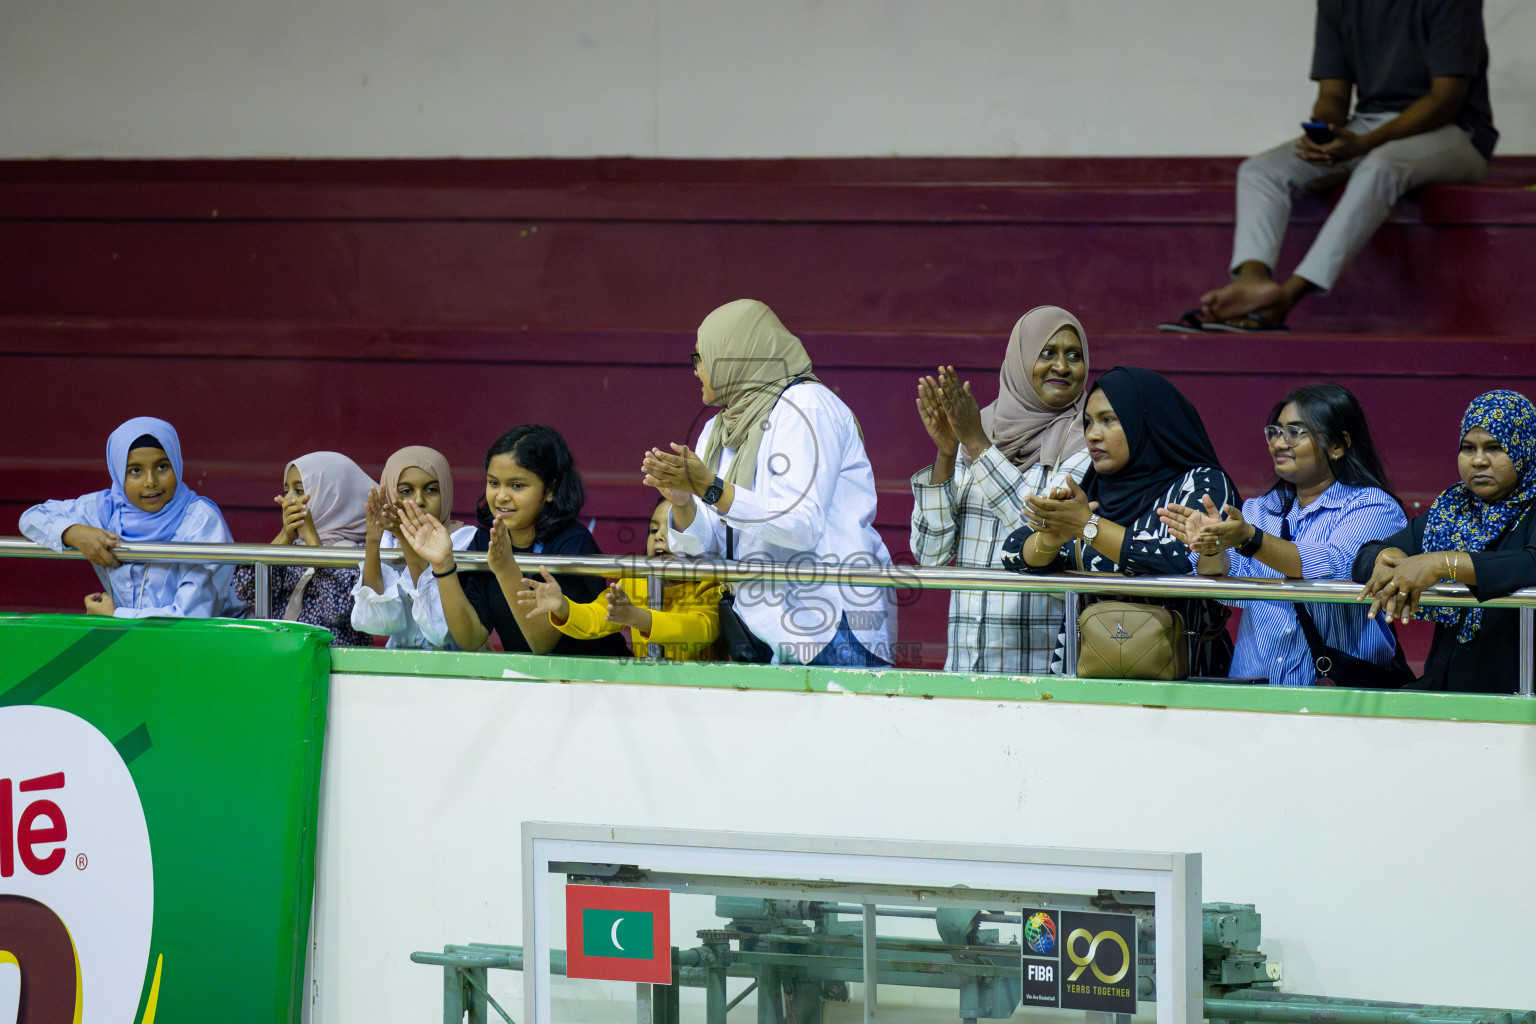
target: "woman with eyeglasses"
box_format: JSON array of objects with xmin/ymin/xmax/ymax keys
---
[
  {"xmin": 1158, "ymin": 384, "xmax": 1408, "ymax": 686},
  {"xmin": 1351, "ymin": 390, "xmax": 1536, "ymax": 693}
]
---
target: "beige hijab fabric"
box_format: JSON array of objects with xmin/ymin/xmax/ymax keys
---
[
  {"xmin": 697, "ymin": 300, "xmax": 819, "ymax": 491},
  {"xmin": 380, "ymin": 445, "xmax": 465, "ymax": 534},
  {"xmin": 977, "ymin": 305, "xmax": 1091, "ymax": 471}
]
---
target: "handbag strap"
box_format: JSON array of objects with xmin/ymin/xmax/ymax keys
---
[
  {"xmin": 717, "ymin": 374, "xmax": 814, "ymax": 568},
  {"xmin": 1278, "ymin": 512, "xmax": 1333, "ymax": 668}
]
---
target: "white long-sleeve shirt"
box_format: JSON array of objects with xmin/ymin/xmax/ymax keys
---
[
  {"xmin": 20, "ymin": 494, "xmax": 243, "ymax": 619},
  {"xmin": 350, "ymin": 525, "xmax": 476, "ymax": 649},
  {"xmin": 669, "ymin": 382, "xmax": 896, "ymax": 664}
]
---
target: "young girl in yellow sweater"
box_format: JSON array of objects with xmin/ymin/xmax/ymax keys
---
[{"xmin": 516, "ymin": 498, "xmax": 722, "ymax": 660}]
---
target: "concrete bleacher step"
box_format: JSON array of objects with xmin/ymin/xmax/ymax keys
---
[
  {"xmin": 1, "ymin": 157, "xmax": 1532, "ymax": 337},
  {"xmin": 4, "ymin": 318, "xmax": 1526, "ymax": 509}
]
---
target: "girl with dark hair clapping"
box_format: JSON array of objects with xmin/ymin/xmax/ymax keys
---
[
  {"xmin": 400, "ymin": 425, "xmax": 629, "ymax": 657},
  {"xmin": 1160, "ymin": 384, "xmax": 1409, "ymax": 687}
]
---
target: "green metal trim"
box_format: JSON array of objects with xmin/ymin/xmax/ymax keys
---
[{"xmin": 328, "ymin": 647, "xmax": 1536, "ymax": 726}]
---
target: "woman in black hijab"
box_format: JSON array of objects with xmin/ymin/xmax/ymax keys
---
[{"xmin": 1003, "ymin": 367, "xmax": 1239, "ymax": 675}]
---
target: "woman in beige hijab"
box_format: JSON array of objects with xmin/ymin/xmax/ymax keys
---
[
  {"xmin": 642, "ymin": 299, "xmax": 896, "ymax": 666},
  {"xmin": 910, "ymin": 305, "xmax": 1093, "ymax": 674}
]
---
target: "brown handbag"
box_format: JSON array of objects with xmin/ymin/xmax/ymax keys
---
[
  {"xmin": 1076, "ymin": 601, "xmax": 1189, "ymax": 680},
  {"xmin": 1071, "ymin": 539, "xmax": 1190, "ymax": 680}
]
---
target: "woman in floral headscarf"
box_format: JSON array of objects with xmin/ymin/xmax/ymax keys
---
[{"xmin": 1353, "ymin": 390, "xmax": 1536, "ymax": 692}]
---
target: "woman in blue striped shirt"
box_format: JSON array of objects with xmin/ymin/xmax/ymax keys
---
[{"xmin": 1159, "ymin": 384, "xmax": 1408, "ymax": 686}]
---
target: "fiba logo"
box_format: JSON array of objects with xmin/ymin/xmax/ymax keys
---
[
  {"xmin": 0, "ymin": 706, "xmax": 155, "ymax": 1024},
  {"xmin": 1023, "ymin": 911, "xmax": 1057, "ymax": 954}
]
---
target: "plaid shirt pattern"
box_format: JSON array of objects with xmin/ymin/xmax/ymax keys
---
[{"xmin": 910, "ymin": 445, "xmax": 1094, "ymax": 674}]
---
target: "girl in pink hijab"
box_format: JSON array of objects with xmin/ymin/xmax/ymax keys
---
[
  {"xmin": 233, "ymin": 451, "xmax": 376, "ymax": 645},
  {"xmin": 909, "ymin": 305, "xmax": 1094, "ymax": 673}
]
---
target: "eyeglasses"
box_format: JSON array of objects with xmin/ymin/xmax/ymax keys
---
[
  {"xmin": 1263, "ymin": 424, "xmax": 1312, "ymax": 446},
  {"xmin": 690, "ymin": 351, "xmax": 703, "ymax": 368}
]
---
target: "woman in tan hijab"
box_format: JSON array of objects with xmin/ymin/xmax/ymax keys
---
[
  {"xmin": 910, "ymin": 305, "xmax": 1093, "ymax": 674},
  {"xmin": 642, "ymin": 299, "xmax": 896, "ymax": 666},
  {"xmin": 351, "ymin": 445, "xmax": 476, "ymax": 649}
]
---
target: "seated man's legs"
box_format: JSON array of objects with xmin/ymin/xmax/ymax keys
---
[
  {"xmin": 1201, "ymin": 134, "xmax": 1351, "ymax": 323},
  {"xmin": 1292, "ymin": 122, "xmax": 1487, "ymax": 296},
  {"xmin": 1203, "ymin": 116, "xmax": 1486, "ymax": 326}
]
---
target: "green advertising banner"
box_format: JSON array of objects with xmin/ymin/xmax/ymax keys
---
[{"xmin": 0, "ymin": 614, "xmax": 330, "ymax": 1024}]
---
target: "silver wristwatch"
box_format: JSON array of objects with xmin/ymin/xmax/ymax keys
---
[{"xmin": 1081, "ymin": 513, "xmax": 1101, "ymax": 543}]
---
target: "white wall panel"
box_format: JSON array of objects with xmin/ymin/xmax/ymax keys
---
[
  {"xmin": 3, "ymin": 1, "xmax": 1530, "ymax": 157},
  {"xmin": 308, "ymin": 672, "xmax": 1536, "ymax": 1022}
]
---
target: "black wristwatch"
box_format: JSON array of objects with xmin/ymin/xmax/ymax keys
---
[
  {"xmin": 1237, "ymin": 527, "xmax": 1265, "ymax": 557},
  {"xmin": 701, "ymin": 475, "xmax": 725, "ymax": 506}
]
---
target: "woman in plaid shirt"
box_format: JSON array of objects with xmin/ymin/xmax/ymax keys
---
[{"xmin": 910, "ymin": 306, "xmax": 1094, "ymax": 673}]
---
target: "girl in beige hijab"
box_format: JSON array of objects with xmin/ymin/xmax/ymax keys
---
[
  {"xmin": 642, "ymin": 299, "xmax": 896, "ymax": 666},
  {"xmin": 351, "ymin": 445, "xmax": 476, "ymax": 649},
  {"xmin": 909, "ymin": 305, "xmax": 1093, "ymax": 674}
]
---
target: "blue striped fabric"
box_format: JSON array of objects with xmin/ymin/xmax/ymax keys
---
[{"xmin": 1218, "ymin": 482, "xmax": 1407, "ymax": 687}]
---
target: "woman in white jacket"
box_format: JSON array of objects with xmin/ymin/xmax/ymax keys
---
[{"xmin": 643, "ymin": 299, "xmax": 896, "ymax": 666}]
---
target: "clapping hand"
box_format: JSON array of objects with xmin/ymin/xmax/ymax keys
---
[
  {"xmin": 642, "ymin": 444, "xmax": 709, "ymax": 505},
  {"xmin": 604, "ymin": 582, "xmax": 651, "ymax": 630},
  {"xmin": 1023, "ymin": 478, "xmax": 1094, "ymax": 546},
  {"xmin": 514, "ymin": 567, "xmax": 569, "ymax": 620},
  {"xmin": 937, "ymin": 365, "xmax": 990, "ymax": 455},
  {"xmin": 1159, "ymin": 494, "xmax": 1247, "ymax": 555},
  {"xmin": 398, "ymin": 499, "xmax": 453, "ymax": 573},
  {"xmin": 485, "ymin": 512, "xmax": 526, "ymax": 582},
  {"xmin": 916, "ymin": 374, "xmax": 959, "ymax": 458},
  {"xmin": 365, "ymin": 487, "xmax": 402, "ymax": 540}
]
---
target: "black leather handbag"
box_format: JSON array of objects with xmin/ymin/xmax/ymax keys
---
[
  {"xmin": 717, "ymin": 525, "xmax": 774, "ymax": 663},
  {"xmin": 1290, "ymin": 600, "xmax": 1415, "ymax": 688}
]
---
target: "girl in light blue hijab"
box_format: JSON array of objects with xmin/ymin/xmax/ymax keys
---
[{"xmin": 20, "ymin": 417, "xmax": 242, "ymax": 618}]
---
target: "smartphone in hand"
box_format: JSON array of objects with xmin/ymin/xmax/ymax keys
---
[{"xmin": 1301, "ymin": 121, "xmax": 1335, "ymax": 145}]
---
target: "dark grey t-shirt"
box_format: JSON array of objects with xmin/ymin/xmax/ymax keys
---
[{"xmin": 1312, "ymin": 0, "xmax": 1497, "ymax": 161}]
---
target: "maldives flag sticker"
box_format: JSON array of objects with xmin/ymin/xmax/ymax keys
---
[{"xmin": 565, "ymin": 884, "xmax": 672, "ymax": 983}]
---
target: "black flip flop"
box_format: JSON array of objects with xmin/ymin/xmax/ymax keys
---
[
  {"xmin": 1204, "ymin": 312, "xmax": 1291, "ymax": 334},
  {"xmin": 1156, "ymin": 310, "xmax": 1209, "ymax": 334}
]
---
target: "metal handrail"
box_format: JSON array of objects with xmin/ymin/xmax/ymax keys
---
[
  {"xmin": 3, "ymin": 536, "xmax": 1533, "ymax": 607},
  {"xmin": 3, "ymin": 536, "xmax": 1531, "ymax": 694}
]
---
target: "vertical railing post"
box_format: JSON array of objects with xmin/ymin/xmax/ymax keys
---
[
  {"xmin": 1063, "ymin": 590, "xmax": 1079, "ymax": 677},
  {"xmin": 254, "ymin": 563, "xmax": 271, "ymax": 620},
  {"xmin": 1520, "ymin": 607, "xmax": 1533, "ymax": 696},
  {"xmin": 862, "ymin": 903, "xmax": 878, "ymax": 1022},
  {"xmin": 647, "ymin": 572, "xmax": 663, "ymax": 661}
]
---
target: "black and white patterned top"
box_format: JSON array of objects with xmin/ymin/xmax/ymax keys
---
[{"xmin": 1002, "ymin": 466, "xmax": 1236, "ymax": 676}]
